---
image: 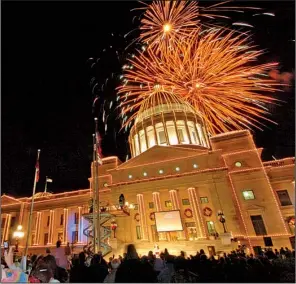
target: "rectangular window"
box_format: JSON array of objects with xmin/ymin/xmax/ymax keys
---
[
  {"xmin": 192, "ymin": 131, "xmax": 198, "ymax": 144},
  {"xmin": 72, "ymin": 231, "xmax": 78, "ymax": 243},
  {"xmin": 60, "ymin": 214, "xmax": 64, "ymax": 226},
  {"xmin": 182, "ymin": 199, "xmax": 190, "ymax": 205},
  {"xmin": 200, "ymin": 197, "xmax": 209, "ymax": 204},
  {"xmin": 10, "ymin": 217, "xmax": 16, "ymax": 228},
  {"xmin": 151, "ymin": 225, "xmax": 159, "ymax": 242},
  {"xmin": 44, "ymin": 233, "xmax": 49, "ymax": 245},
  {"xmin": 242, "ymin": 190, "xmax": 255, "ymax": 200},
  {"xmin": 74, "ymin": 213, "xmax": 79, "ymax": 225},
  {"xmin": 251, "ymin": 215, "xmax": 267, "ymax": 236},
  {"xmin": 158, "ymin": 131, "xmax": 166, "ymax": 144},
  {"xmin": 177, "ymin": 129, "xmax": 185, "ymax": 142},
  {"xmin": 47, "ymin": 216, "xmax": 50, "ymax": 227},
  {"xmin": 185, "ymin": 222, "xmax": 196, "ymax": 227},
  {"xmin": 165, "ymin": 200, "xmax": 172, "ymax": 208},
  {"xmin": 31, "ymin": 233, "xmax": 36, "ymax": 245},
  {"xmin": 136, "ymin": 226, "xmax": 142, "ymax": 240},
  {"xmin": 276, "ymin": 190, "xmax": 292, "ymax": 206},
  {"xmin": 1, "ymin": 218, "xmax": 5, "ymax": 229},
  {"xmin": 206, "ymin": 221, "xmax": 216, "ymax": 234},
  {"xmin": 149, "ymin": 202, "xmax": 154, "ymax": 209},
  {"xmin": 134, "ymin": 204, "xmax": 139, "ymax": 210}
]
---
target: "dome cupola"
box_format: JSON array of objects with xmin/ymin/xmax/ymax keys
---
[{"xmin": 129, "ymin": 91, "xmax": 210, "ymax": 157}]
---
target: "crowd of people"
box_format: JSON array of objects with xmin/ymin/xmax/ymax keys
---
[{"xmin": 1, "ymin": 241, "xmax": 295, "ymax": 283}]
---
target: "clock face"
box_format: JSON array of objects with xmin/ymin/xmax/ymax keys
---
[{"xmin": 103, "ymin": 182, "xmax": 108, "ymax": 187}]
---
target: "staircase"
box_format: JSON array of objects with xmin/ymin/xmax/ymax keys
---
[{"xmin": 82, "ymin": 206, "xmax": 130, "ymax": 256}]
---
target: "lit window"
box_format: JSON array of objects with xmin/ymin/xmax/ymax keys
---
[
  {"xmin": 206, "ymin": 221, "xmax": 216, "ymax": 234},
  {"xmin": 175, "ymin": 167, "xmax": 180, "ymax": 171},
  {"xmin": 276, "ymin": 190, "xmax": 292, "ymax": 206},
  {"xmin": 193, "ymin": 164, "xmax": 198, "ymax": 169},
  {"xmin": 242, "ymin": 190, "xmax": 255, "ymax": 200},
  {"xmin": 143, "ymin": 172, "xmax": 148, "ymax": 177},
  {"xmin": 235, "ymin": 162, "xmax": 242, "ymax": 168},
  {"xmin": 149, "ymin": 202, "xmax": 154, "ymax": 209},
  {"xmin": 200, "ymin": 197, "xmax": 209, "ymax": 204},
  {"xmin": 128, "ymin": 175, "xmax": 133, "ymax": 179},
  {"xmin": 136, "ymin": 226, "xmax": 142, "ymax": 239},
  {"xmin": 177, "ymin": 129, "xmax": 185, "ymax": 143},
  {"xmin": 165, "ymin": 201, "xmax": 172, "ymax": 207},
  {"xmin": 158, "ymin": 131, "xmax": 166, "ymax": 144},
  {"xmin": 159, "ymin": 169, "xmax": 164, "ymax": 174},
  {"xmin": 182, "ymin": 199, "xmax": 190, "ymax": 205}
]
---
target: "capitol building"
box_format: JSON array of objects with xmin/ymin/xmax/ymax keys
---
[{"xmin": 1, "ymin": 95, "xmax": 295, "ymax": 257}]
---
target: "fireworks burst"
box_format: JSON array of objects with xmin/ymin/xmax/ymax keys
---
[
  {"xmin": 139, "ymin": 0, "xmax": 260, "ymax": 52},
  {"xmin": 118, "ymin": 29, "xmax": 279, "ymax": 134}
]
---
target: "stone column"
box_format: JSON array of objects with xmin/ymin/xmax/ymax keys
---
[
  {"xmin": 78, "ymin": 207, "xmax": 82, "ymax": 243},
  {"xmin": 34, "ymin": 212, "xmax": 42, "ymax": 245},
  {"xmin": 48, "ymin": 210, "xmax": 55, "ymax": 244},
  {"xmin": 187, "ymin": 187, "xmax": 207, "ymax": 238},
  {"xmin": 169, "ymin": 190, "xmax": 186, "ymax": 240},
  {"xmin": 137, "ymin": 194, "xmax": 149, "ymax": 240},
  {"xmin": 3, "ymin": 214, "xmax": 11, "ymax": 243},
  {"xmin": 63, "ymin": 208, "xmax": 69, "ymax": 244}
]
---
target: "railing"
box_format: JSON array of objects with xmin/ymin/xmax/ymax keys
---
[
  {"xmin": 263, "ymin": 158, "xmax": 295, "ymax": 168},
  {"xmin": 82, "ymin": 212, "xmax": 113, "ymax": 256},
  {"xmin": 82, "ymin": 206, "xmax": 130, "ymax": 256}
]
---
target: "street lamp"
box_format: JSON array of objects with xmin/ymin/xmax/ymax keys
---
[
  {"xmin": 217, "ymin": 210, "xmax": 227, "ymax": 233},
  {"xmin": 13, "ymin": 225, "xmax": 25, "ymax": 252}
]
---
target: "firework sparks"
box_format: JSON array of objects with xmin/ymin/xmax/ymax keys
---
[
  {"xmin": 118, "ymin": 29, "xmax": 279, "ymax": 134},
  {"xmin": 139, "ymin": 1, "xmax": 260, "ymax": 52}
]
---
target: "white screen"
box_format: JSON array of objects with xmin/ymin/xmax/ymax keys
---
[{"xmin": 155, "ymin": 210, "xmax": 183, "ymax": 232}]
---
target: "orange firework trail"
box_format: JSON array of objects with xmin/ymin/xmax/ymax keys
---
[{"xmin": 118, "ymin": 29, "xmax": 280, "ymax": 134}]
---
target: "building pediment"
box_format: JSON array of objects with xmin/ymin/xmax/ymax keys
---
[
  {"xmin": 1, "ymin": 194, "xmax": 21, "ymax": 205},
  {"xmin": 116, "ymin": 145, "xmax": 208, "ymax": 170}
]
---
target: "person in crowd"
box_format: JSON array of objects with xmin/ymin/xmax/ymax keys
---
[
  {"xmin": 104, "ymin": 258, "xmax": 121, "ymax": 283},
  {"xmin": 30, "ymin": 261, "xmax": 60, "ymax": 283},
  {"xmin": 115, "ymin": 244, "xmax": 157, "ymax": 283},
  {"xmin": 89, "ymin": 254, "xmax": 109, "ymax": 283},
  {"xmin": 54, "ymin": 240, "xmax": 68, "ymax": 270}
]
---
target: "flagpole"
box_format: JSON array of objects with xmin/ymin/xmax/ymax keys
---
[
  {"xmin": 94, "ymin": 117, "xmax": 100, "ymax": 253},
  {"xmin": 24, "ymin": 149, "xmax": 41, "ymax": 257},
  {"xmin": 92, "ymin": 133, "xmax": 97, "ymax": 253},
  {"xmin": 44, "ymin": 176, "xmax": 48, "ymax": 193}
]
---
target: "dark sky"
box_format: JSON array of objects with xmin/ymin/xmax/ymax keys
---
[{"xmin": 2, "ymin": 1, "xmax": 295, "ymax": 197}]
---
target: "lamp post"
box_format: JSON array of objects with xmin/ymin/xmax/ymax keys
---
[
  {"xmin": 13, "ymin": 225, "xmax": 25, "ymax": 253},
  {"xmin": 111, "ymin": 221, "xmax": 118, "ymax": 238},
  {"xmin": 218, "ymin": 210, "xmax": 227, "ymax": 233}
]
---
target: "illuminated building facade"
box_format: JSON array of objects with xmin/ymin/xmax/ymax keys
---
[{"xmin": 1, "ymin": 99, "xmax": 295, "ymax": 256}]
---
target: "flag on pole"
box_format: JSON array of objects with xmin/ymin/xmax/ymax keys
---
[
  {"xmin": 95, "ymin": 131, "xmax": 103, "ymax": 165},
  {"xmin": 35, "ymin": 160, "xmax": 40, "ymax": 183},
  {"xmin": 46, "ymin": 178, "xmax": 53, "ymax": 183}
]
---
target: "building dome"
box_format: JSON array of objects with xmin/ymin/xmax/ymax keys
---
[{"xmin": 129, "ymin": 91, "xmax": 210, "ymax": 157}]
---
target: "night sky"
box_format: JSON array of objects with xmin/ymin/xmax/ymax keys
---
[{"xmin": 2, "ymin": 1, "xmax": 295, "ymax": 197}]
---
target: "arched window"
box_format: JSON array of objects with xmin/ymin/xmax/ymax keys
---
[
  {"xmin": 134, "ymin": 134, "xmax": 140, "ymax": 156},
  {"xmin": 155, "ymin": 122, "xmax": 167, "ymax": 145},
  {"xmin": 139, "ymin": 130, "xmax": 147, "ymax": 153},
  {"xmin": 146, "ymin": 126, "xmax": 156, "ymax": 147},
  {"xmin": 176, "ymin": 120, "xmax": 189, "ymax": 144},
  {"xmin": 196, "ymin": 123, "xmax": 207, "ymax": 147},
  {"xmin": 187, "ymin": 121, "xmax": 199, "ymax": 145},
  {"xmin": 166, "ymin": 121, "xmax": 178, "ymax": 145}
]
